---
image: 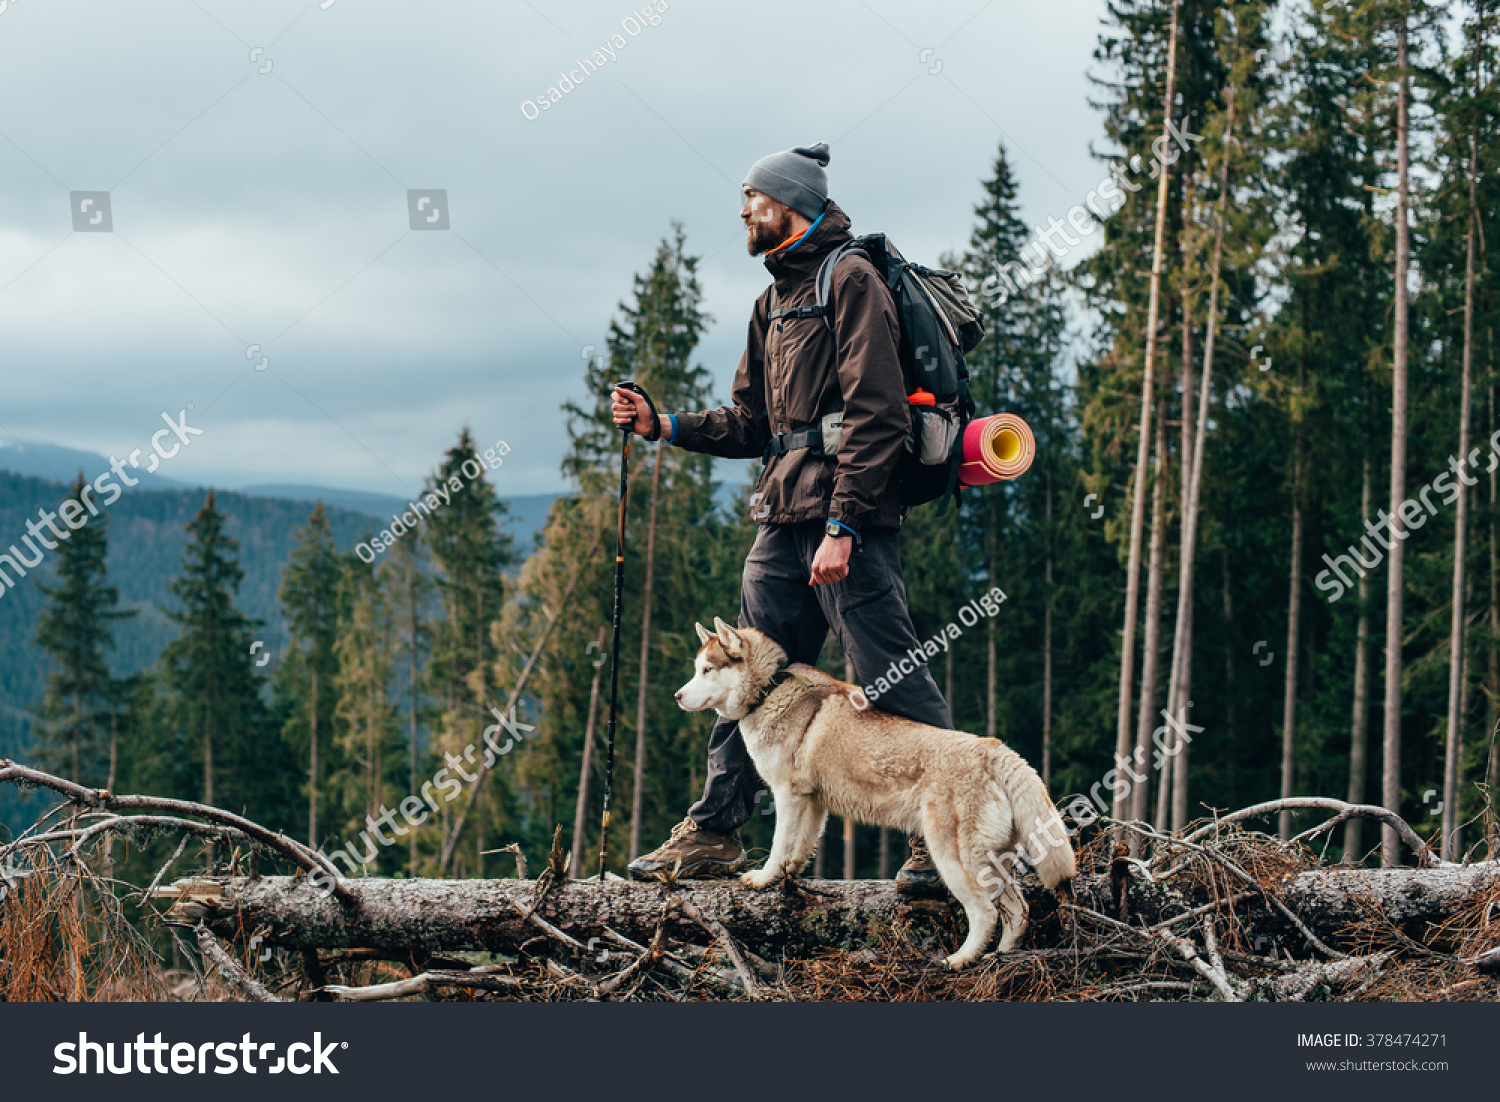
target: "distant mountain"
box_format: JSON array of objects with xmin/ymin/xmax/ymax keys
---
[
  {"xmin": 0, "ymin": 440, "xmax": 561, "ymax": 551},
  {"xmin": 236, "ymin": 485, "xmax": 562, "ymax": 552},
  {"xmin": 0, "ymin": 439, "xmax": 191, "ymax": 489}
]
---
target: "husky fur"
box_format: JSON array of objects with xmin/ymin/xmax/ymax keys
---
[{"xmin": 675, "ymin": 617, "xmax": 1076, "ymax": 969}]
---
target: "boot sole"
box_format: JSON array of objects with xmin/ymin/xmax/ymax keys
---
[
  {"xmin": 895, "ymin": 871, "xmax": 951, "ymax": 898},
  {"xmin": 627, "ymin": 854, "xmax": 748, "ymax": 882}
]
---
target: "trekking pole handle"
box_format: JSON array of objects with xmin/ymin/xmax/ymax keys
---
[{"xmin": 615, "ymin": 379, "xmax": 661, "ymax": 439}]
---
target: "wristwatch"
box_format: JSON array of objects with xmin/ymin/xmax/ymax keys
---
[{"xmin": 825, "ymin": 520, "xmax": 852, "ymax": 539}]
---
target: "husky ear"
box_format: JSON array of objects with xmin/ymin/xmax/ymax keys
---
[
  {"xmin": 694, "ymin": 622, "xmax": 713, "ymax": 646},
  {"xmin": 713, "ymin": 616, "xmax": 746, "ymax": 659}
]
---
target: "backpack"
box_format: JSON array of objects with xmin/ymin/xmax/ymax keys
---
[{"xmin": 803, "ymin": 234, "xmax": 985, "ymax": 515}]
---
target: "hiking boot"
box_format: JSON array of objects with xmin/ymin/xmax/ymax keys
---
[
  {"xmin": 895, "ymin": 835, "xmax": 948, "ymax": 897},
  {"xmin": 627, "ymin": 818, "xmax": 747, "ymax": 881}
]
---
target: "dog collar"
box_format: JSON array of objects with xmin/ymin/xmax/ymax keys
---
[{"xmin": 744, "ymin": 669, "xmax": 798, "ymax": 716}]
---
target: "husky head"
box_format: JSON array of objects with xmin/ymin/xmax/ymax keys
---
[{"xmin": 675, "ymin": 617, "xmax": 786, "ymax": 720}]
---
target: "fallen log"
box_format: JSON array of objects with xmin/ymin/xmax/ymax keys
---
[{"xmin": 187, "ymin": 863, "xmax": 1498, "ymax": 960}]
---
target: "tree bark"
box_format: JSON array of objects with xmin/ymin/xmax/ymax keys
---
[
  {"xmin": 1116, "ymin": 0, "xmax": 1183, "ymax": 831},
  {"xmin": 193, "ymin": 865, "xmax": 1499, "ymax": 960},
  {"xmin": 1346, "ymin": 449, "xmax": 1373, "ymax": 861},
  {"xmin": 1167, "ymin": 79, "xmax": 1237, "ymax": 832},
  {"xmin": 309, "ymin": 668, "xmax": 318, "ymax": 849},
  {"xmin": 1138, "ymin": 399, "xmax": 1167, "ymax": 833},
  {"xmin": 1491, "ymin": 362, "xmax": 1500, "ymax": 824},
  {"xmin": 1443, "ymin": 127, "xmax": 1480, "ymax": 861},
  {"xmin": 1280, "ymin": 430, "xmax": 1305, "ymax": 841},
  {"xmin": 570, "ymin": 627, "xmax": 606, "ymax": 880},
  {"xmin": 1382, "ymin": 16, "xmax": 1411, "ymax": 868}
]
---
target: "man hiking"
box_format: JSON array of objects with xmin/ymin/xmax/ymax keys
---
[{"xmin": 611, "ymin": 141, "xmax": 952, "ymax": 894}]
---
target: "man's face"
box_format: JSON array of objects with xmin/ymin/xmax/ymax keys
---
[{"xmin": 740, "ymin": 187, "xmax": 794, "ymax": 256}]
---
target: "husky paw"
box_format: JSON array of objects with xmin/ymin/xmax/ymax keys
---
[
  {"xmin": 740, "ymin": 869, "xmax": 777, "ymax": 890},
  {"xmin": 943, "ymin": 952, "xmax": 978, "ymax": 971}
]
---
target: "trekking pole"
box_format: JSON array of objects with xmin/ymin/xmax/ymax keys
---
[{"xmin": 598, "ymin": 380, "xmax": 656, "ymax": 879}]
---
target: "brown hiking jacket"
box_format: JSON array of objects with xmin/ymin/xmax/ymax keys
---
[{"xmin": 671, "ymin": 200, "xmax": 909, "ymax": 532}]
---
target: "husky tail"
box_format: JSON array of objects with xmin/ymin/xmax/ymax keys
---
[{"xmin": 999, "ymin": 750, "xmax": 1077, "ymax": 894}]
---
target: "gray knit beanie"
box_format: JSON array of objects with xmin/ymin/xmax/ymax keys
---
[{"xmin": 742, "ymin": 142, "xmax": 830, "ymax": 220}]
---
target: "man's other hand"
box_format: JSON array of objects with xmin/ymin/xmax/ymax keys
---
[
  {"xmin": 611, "ymin": 387, "xmax": 661, "ymax": 437},
  {"xmin": 810, "ymin": 534, "xmax": 852, "ymax": 585}
]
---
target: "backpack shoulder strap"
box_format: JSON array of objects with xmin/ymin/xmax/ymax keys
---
[{"xmin": 814, "ymin": 238, "xmax": 885, "ymax": 331}]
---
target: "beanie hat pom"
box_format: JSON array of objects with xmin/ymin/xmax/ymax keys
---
[{"xmin": 793, "ymin": 142, "xmax": 830, "ymax": 167}]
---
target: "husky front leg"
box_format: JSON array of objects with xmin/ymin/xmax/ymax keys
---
[{"xmin": 741, "ymin": 790, "xmax": 825, "ymax": 889}]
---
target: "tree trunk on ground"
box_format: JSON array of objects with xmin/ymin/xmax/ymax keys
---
[
  {"xmin": 194, "ymin": 865, "xmax": 1500, "ymax": 960},
  {"xmin": 1444, "ymin": 128, "xmax": 1479, "ymax": 862},
  {"xmin": 630, "ymin": 441, "xmax": 667, "ymax": 862},
  {"xmin": 1346, "ymin": 451, "xmax": 1373, "ymax": 861},
  {"xmin": 1116, "ymin": 0, "xmax": 1182, "ymax": 831},
  {"xmin": 1383, "ymin": 17, "xmax": 1411, "ymax": 868},
  {"xmin": 570, "ymin": 627, "xmax": 607, "ymax": 879}
]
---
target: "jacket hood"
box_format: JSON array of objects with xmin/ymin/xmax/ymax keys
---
[{"xmin": 762, "ymin": 199, "xmax": 853, "ymax": 282}]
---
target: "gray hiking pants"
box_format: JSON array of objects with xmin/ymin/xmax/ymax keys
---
[{"xmin": 687, "ymin": 521, "xmax": 952, "ymax": 835}]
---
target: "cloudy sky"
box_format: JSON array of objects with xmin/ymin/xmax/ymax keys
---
[{"xmin": 0, "ymin": 0, "xmax": 1110, "ymax": 499}]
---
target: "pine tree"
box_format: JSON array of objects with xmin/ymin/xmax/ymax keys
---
[
  {"xmin": 331, "ymin": 551, "xmax": 402, "ymax": 872},
  {"xmin": 425, "ymin": 429, "xmax": 514, "ymax": 874},
  {"xmin": 276, "ymin": 503, "xmax": 342, "ymax": 846},
  {"xmin": 162, "ymin": 491, "xmax": 280, "ymax": 820},
  {"xmin": 34, "ymin": 473, "xmax": 135, "ymax": 785}
]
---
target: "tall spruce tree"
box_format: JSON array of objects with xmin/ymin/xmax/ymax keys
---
[
  {"xmin": 162, "ymin": 491, "xmax": 283, "ymax": 820},
  {"xmin": 276, "ymin": 503, "xmax": 343, "ymax": 847},
  {"xmin": 34, "ymin": 473, "xmax": 134, "ymax": 785},
  {"xmin": 426, "ymin": 430, "xmax": 514, "ymax": 874}
]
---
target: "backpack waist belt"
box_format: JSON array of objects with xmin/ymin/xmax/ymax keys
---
[
  {"xmin": 762, "ymin": 410, "xmax": 845, "ymax": 463},
  {"xmin": 762, "ymin": 425, "xmax": 823, "ymax": 462}
]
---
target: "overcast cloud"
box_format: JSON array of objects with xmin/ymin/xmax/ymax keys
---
[{"xmin": 0, "ymin": 0, "xmax": 1109, "ymax": 498}]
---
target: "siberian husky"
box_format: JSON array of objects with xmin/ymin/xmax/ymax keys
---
[{"xmin": 675, "ymin": 618, "xmax": 1076, "ymax": 969}]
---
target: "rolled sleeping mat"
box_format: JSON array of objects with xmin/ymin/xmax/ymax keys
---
[{"xmin": 959, "ymin": 413, "xmax": 1035, "ymax": 486}]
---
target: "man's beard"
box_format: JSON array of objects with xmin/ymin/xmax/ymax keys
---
[{"xmin": 746, "ymin": 208, "xmax": 794, "ymax": 256}]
